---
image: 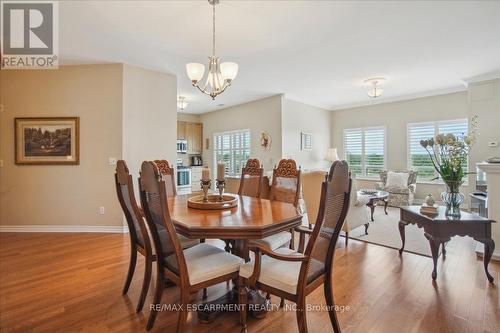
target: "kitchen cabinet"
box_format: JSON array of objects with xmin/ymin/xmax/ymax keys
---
[
  {"xmin": 191, "ymin": 167, "xmax": 203, "ymax": 192},
  {"xmin": 177, "ymin": 122, "xmax": 187, "ymax": 139},
  {"xmin": 177, "ymin": 121, "xmax": 203, "ymax": 154}
]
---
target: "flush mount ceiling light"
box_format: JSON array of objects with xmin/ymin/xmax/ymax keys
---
[
  {"xmin": 177, "ymin": 96, "xmax": 188, "ymax": 111},
  {"xmin": 186, "ymin": 0, "xmax": 238, "ymax": 100},
  {"xmin": 364, "ymin": 77, "xmax": 386, "ymax": 98}
]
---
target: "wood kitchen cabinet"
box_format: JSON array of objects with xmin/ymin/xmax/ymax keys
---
[
  {"xmin": 177, "ymin": 122, "xmax": 187, "ymax": 139},
  {"xmin": 177, "ymin": 121, "xmax": 203, "ymax": 154}
]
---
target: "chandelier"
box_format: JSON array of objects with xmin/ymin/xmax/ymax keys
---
[
  {"xmin": 186, "ymin": 0, "xmax": 238, "ymax": 100},
  {"xmin": 364, "ymin": 78, "xmax": 385, "ymax": 98}
]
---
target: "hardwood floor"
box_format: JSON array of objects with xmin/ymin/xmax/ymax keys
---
[{"xmin": 0, "ymin": 232, "xmax": 498, "ymax": 333}]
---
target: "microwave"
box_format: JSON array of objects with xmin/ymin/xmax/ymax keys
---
[{"xmin": 177, "ymin": 140, "xmax": 187, "ymax": 153}]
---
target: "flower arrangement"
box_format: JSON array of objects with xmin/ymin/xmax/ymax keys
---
[{"xmin": 419, "ymin": 116, "xmax": 478, "ymax": 216}]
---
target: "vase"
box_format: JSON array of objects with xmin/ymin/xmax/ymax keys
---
[{"xmin": 441, "ymin": 181, "xmax": 464, "ymax": 218}]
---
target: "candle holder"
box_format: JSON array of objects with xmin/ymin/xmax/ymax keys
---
[
  {"xmin": 200, "ymin": 179, "xmax": 211, "ymax": 202},
  {"xmin": 216, "ymin": 179, "xmax": 226, "ymax": 202}
]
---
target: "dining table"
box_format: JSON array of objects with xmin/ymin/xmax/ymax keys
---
[{"xmin": 168, "ymin": 192, "xmax": 303, "ymax": 321}]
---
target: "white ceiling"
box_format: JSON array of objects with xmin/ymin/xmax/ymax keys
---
[{"xmin": 59, "ymin": 0, "xmax": 500, "ymax": 114}]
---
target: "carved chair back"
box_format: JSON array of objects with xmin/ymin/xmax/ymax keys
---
[
  {"xmin": 153, "ymin": 160, "xmax": 177, "ymax": 196},
  {"xmin": 269, "ymin": 159, "xmax": 302, "ymax": 207},
  {"xmin": 139, "ymin": 161, "xmax": 189, "ymax": 285},
  {"xmin": 238, "ymin": 158, "xmax": 264, "ymax": 198},
  {"xmin": 115, "ymin": 160, "xmax": 151, "ymax": 252}
]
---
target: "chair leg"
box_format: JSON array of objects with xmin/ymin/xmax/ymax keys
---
[
  {"xmin": 136, "ymin": 255, "xmax": 152, "ymax": 312},
  {"xmin": 176, "ymin": 289, "xmax": 189, "ymax": 333},
  {"xmin": 289, "ymin": 228, "xmax": 295, "ymax": 250},
  {"xmin": 146, "ymin": 270, "xmax": 164, "ymax": 331},
  {"xmin": 345, "ymin": 232, "xmax": 349, "ymax": 247},
  {"xmin": 202, "ymin": 288, "xmax": 208, "ymax": 299},
  {"xmin": 238, "ymin": 278, "xmax": 248, "ymax": 333},
  {"xmin": 280, "ymin": 298, "xmax": 285, "ymax": 308},
  {"xmin": 122, "ymin": 247, "xmax": 137, "ymax": 295},
  {"xmin": 296, "ymin": 297, "xmax": 308, "ymax": 333},
  {"xmin": 324, "ymin": 275, "xmax": 341, "ymax": 333}
]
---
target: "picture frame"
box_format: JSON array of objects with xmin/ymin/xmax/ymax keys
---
[
  {"xmin": 301, "ymin": 132, "xmax": 312, "ymax": 151},
  {"xmin": 15, "ymin": 117, "xmax": 80, "ymax": 165}
]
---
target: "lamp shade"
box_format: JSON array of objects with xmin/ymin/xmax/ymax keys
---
[
  {"xmin": 186, "ymin": 63, "xmax": 205, "ymax": 82},
  {"xmin": 220, "ymin": 62, "xmax": 239, "ymax": 81},
  {"xmin": 325, "ymin": 148, "xmax": 339, "ymax": 162}
]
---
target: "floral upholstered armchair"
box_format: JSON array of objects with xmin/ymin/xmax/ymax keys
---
[{"xmin": 375, "ymin": 170, "xmax": 418, "ymax": 207}]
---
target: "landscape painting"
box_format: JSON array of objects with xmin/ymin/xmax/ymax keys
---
[{"xmin": 15, "ymin": 117, "xmax": 79, "ymax": 165}]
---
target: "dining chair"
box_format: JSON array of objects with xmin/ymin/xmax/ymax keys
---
[
  {"xmin": 138, "ymin": 161, "xmax": 245, "ymax": 332},
  {"xmin": 238, "ymin": 160, "xmax": 351, "ymax": 333},
  {"xmin": 252, "ymin": 159, "xmax": 302, "ymax": 251},
  {"xmin": 238, "ymin": 158, "xmax": 264, "ymax": 197},
  {"xmin": 115, "ymin": 160, "xmax": 155, "ymax": 313},
  {"xmin": 153, "ymin": 159, "xmax": 176, "ymax": 196}
]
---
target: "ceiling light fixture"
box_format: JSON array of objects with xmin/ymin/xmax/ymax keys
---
[
  {"xmin": 177, "ymin": 96, "xmax": 188, "ymax": 111},
  {"xmin": 364, "ymin": 77, "xmax": 385, "ymax": 98},
  {"xmin": 186, "ymin": 0, "xmax": 238, "ymax": 100}
]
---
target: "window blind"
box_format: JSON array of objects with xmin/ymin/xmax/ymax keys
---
[{"xmin": 344, "ymin": 127, "xmax": 385, "ymax": 177}]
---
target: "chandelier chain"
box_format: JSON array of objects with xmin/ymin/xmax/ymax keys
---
[{"xmin": 212, "ymin": 1, "xmax": 216, "ymax": 57}]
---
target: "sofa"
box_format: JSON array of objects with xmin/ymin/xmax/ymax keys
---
[{"xmin": 375, "ymin": 170, "xmax": 418, "ymax": 207}]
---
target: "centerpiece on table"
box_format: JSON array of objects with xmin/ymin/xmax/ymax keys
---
[{"xmin": 419, "ymin": 116, "xmax": 478, "ymax": 217}]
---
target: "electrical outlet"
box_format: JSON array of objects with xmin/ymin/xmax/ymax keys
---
[
  {"xmin": 99, "ymin": 207, "xmax": 105, "ymax": 215},
  {"xmin": 108, "ymin": 157, "xmax": 117, "ymax": 166}
]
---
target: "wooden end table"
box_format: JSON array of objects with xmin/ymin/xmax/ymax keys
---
[
  {"xmin": 399, "ymin": 206, "xmax": 495, "ymax": 282},
  {"xmin": 358, "ymin": 190, "xmax": 389, "ymax": 234}
]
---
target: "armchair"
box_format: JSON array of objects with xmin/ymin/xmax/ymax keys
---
[
  {"xmin": 342, "ymin": 178, "xmax": 370, "ymax": 246},
  {"xmin": 375, "ymin": 170, "xmax": 418, "ymax": 207}
]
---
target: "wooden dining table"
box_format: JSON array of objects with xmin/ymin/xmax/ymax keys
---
[{"xmin": 167, "ymin": 193, "xmax": 303, "ymax": 321}]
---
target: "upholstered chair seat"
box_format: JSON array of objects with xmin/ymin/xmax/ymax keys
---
[
  {"xmin": 239, "ymin": 248, "xmax": 324, "ymax": 295},
  {"xmin": 164, "ymin": 243, "xmax": 244, "ymax": 285},
  {"xmin": 251, "ymin": 231, "xmax": 292, "ymax": 250}
]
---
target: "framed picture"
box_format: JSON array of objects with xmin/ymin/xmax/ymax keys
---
[
  {"xmin": 15, "ymin": 117, "xmax": 80, "ymax": 165},
  {"xmin": 301, "ymin": 132, "xmax": 312, "ymax": 151}
]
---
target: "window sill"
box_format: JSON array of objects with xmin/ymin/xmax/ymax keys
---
[{"xmin": 353, "ymin": 177, "xmax": 469, "ymax": 187}]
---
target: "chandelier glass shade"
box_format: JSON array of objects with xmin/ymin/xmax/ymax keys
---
[
  {"xmin": 186, "ymin": 0, "xmax": 238, "ymax": 100},
  {"xmin": 364, "ymin": 77, "xmax": 385, "ymax": 98}
]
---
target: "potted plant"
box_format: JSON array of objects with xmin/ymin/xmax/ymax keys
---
[{"xmin": 419, "ymin": 116, "xmax": 478, "ymax": 217}]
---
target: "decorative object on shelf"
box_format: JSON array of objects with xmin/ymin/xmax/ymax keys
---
[
  {"xmin": 424, "ymin": 193, "xmax": 435, "ymax": 206},
  {"xmin": 15, "ymin": 117, "xmax": 79, "ymax": 165},
  {"xmin": 185, "ymin": 0, "xmax": 238, "ymax": 100},
  {"xmin": 177, "ymin": 96, "xmax": 188, "ymax": 111},
  {"xmin": 364, "ymin": 77, "xmax": 385, "ymax": 98},
  {"xmin": 420, "ymin": 115, "xmax": 478, "ymax": 217},
  {"xmin": 187, "ymin": 193, "xmax": 238, "ymax": 210},
  {"xmin": 260, "ymin": 132, "xmax": 272, "ymax": 151},
  {"xmin": 300, "ymin": 132, "xmax": 312, "ymax": 151}
]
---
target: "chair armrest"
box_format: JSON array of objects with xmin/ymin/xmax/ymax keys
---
[
  {"xmin": 356, "ymin": 195, "xmax": 371, "ymax": 206},
  {"xmin": 375, "ymin": 182, "xmax": 385, "ymax": 191},
  {"xmin": 246, "ymin": 243, "xmax": 309, "ymax": 286},
  {"xmin": 248, "ymin": 243, "xmax": 309, "ymax": 262},
  {"xmin": 295, "ymin": 225, "xmax": 313, "ymax": 235}
]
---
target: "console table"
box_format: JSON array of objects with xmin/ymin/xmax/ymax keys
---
[{"xmin": 399, "ymin": 206, "xmax": 495, "ymax": 282}]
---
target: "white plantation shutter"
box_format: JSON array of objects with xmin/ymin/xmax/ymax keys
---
[
  {"xmin": 213, "ymin": 129, "xmax": 251, "ymax": 177},
  {"xmin": 408, "ymin": 119, "xmax": 468, "ymax": 181},
  {"xmin": 344, "ymin": 127, "xmax": 385, "ymax": 177},
  {"xmin": 408, "ymin": 124, "xmax": 436, "ymax": 180}
]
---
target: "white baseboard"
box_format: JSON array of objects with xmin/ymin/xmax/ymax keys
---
[{"xmin": 0, "ymin": 225, "xmax": 129, "ymax": 233}]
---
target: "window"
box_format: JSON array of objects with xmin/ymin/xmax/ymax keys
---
[
  {"xmin": 344, "ymin": 127, "xmax": 385, "ymax": 178},
  {"xmin": 407, "ymin": 119, "xmax": 468, "ymax": 181},
  {"xmin": 213, "ymin": 129, "xmax": 251, "ymax": 177}
]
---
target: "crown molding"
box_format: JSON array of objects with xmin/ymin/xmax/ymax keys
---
[
  {"xmin": 329, "ymin": 86, "xmax": 467, "ymax": 111},
  {"xmin": 461, "ymin": 71, "xmax": 500, "ymax": 87}
]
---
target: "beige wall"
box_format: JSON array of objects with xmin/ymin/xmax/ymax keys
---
[
  {"xmin": 177, "ymin": 113, "xmax": 201, "ymax": 123},
  {"xmin": 200, "ymin": 95, "xmax": 283, "ymax": 172},
  {"xmin": 331, "ymin": 92, "xmax": 470, "ymax": 203},
  {"xmin": 0, "ymin": 65, "xmax": 124, "ymax": 226},
  {"xmin": 282, "ymin": 99, "xmax": 331, "ymax": 170},
  {"xmin": 122, "ymin": 65, "xmax": 177, "ymax": 182}
]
